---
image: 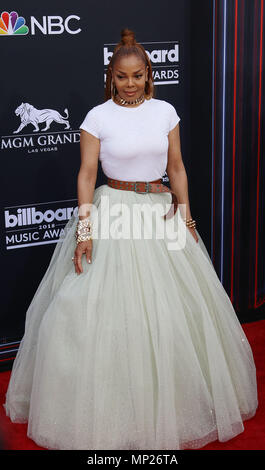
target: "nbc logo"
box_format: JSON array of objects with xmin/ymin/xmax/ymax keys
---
[
  {"xmin": 0, "ymin": 11, "xmax": 81, "ymax": 36},
  {"xmin": 0, "ymin": 11, "xmax": 28, "ymax": 35}
]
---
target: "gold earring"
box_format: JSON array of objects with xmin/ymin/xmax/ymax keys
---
[{"xmin": 111, "ymin": 79, "xmax": 116, "ymax": 99}]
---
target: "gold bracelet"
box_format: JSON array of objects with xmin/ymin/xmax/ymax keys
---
[
  {"xmin": 75, "ymin": 217, "xmax": 93, "ymax": 244},
  {"xmin": 184, "ymin": 218, "xmax": 196, "ymax": 228}
]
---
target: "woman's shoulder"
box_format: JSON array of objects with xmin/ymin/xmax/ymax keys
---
[
  {"xmin": 149, "ymin": 98, "xmax": 180, "ymax": 130},
  {"xmin": 88, "ymin": 99, "xmax": 113, "ymax": 114},
  {"xmin": 149, "ymin": 98, "xmax": 177, "ymax": 112},
  {"xmin": 79, "ymin": 101, "xmax": 112, "ymax": 136}
]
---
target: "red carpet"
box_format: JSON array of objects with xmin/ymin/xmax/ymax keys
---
[{"xmin": 0, "ymin": 319, "xmax": 264, "ymax": 450}]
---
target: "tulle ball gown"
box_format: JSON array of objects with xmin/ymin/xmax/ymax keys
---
[{"xmin": 3, "ymin": 184, "xmax": 258, "ymax": 450}]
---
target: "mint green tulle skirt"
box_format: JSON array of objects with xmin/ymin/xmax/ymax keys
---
[{"xmin": 3, "ymin": 184, "xmax": 258, "ymax": 450}]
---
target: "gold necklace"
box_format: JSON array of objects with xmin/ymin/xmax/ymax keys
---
[{"xmin": 115, "ymin": 93, "xmax": 145, "ymax": 106}]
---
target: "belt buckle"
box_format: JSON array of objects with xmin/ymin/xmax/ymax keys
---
[{"xmin": 134, "ymin": 182, "xmax": 150, "ymax": 194}]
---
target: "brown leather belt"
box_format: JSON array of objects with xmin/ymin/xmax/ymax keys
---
[{"xmin": 107, "ymin": 177, "xmax": 178, "ymax": 219}]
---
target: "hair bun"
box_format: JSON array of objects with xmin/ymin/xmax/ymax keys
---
[{"xmin": 120, "ymin": 28, "xmax": 136, "ymax": 46}]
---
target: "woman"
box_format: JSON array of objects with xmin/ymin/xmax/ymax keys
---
[{"xmin": 3, "ymin": 28, "xmax": 258, "ymax": 450}]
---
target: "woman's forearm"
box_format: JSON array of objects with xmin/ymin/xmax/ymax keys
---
[
  {"xmin": 77, "ymin": 171, "xmax": 97, "ymax": 220},
  {"xmin": 167, "ymin": 167, "xmax": 193, "ymax": 220}
]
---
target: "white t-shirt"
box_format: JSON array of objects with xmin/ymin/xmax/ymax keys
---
[{"xmin": 79, "ymin": 98, "xmax": 180, "ymax": 181}]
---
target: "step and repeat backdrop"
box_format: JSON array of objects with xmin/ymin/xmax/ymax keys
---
[
  {"xmin": 1, "ymin": 1, "xmax": 264, "ymax": 369},
  {"xmin": 0, "ymin": 1, "xmax": 191, "ymax": 367}
]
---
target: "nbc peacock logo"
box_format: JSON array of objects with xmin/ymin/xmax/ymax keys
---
[{"xmin": 0, "ymin": 11, "xmax": 29, "ymax": 36}]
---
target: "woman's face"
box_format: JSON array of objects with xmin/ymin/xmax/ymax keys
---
[{"xmin": 111, "ymin": 54, "xmax": 148, "ymax": 101}]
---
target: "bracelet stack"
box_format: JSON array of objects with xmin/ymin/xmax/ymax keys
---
[
  {"xmin": 75, "ymin": 217, "xmax": 93, "ymax": 245},
  {"xmin": 74, "ymin": 216, "xmax": 195, "ymax": 243},
  {"xmin": 184, "ymin": 218, "xmax": 196, "ymax": 229}
]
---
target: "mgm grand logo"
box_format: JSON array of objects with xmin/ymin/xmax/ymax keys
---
[{"xmin": 1, "ymin": 102, "xmax": 80, "ymax": 153}]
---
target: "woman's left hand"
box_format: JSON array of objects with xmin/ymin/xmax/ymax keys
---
[{"xmin": 188, "ymin": 226, "xmax": 199, "ymax": 243}]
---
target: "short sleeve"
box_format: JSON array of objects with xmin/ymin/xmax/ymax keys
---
[
  {"xmin": 79, "ymin": 108, "xmax": 100, "ymax": 139},
  {"xmin": 168, "ymin": 104, "xmax": 181, "ymax": 132}
]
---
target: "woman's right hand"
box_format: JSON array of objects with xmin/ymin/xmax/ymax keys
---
[{"xmin": 73, "ymin": 239, "xmax": 93, "ymax": 275}]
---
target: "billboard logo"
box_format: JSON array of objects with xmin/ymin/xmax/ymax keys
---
[
  {"xmin": 0, "ymin": 11, "xmax": 29, "ymax": 35},
  {"xmin": 103, "ymin": 41, "xmax": 180, "ymax": 85},
  {"xmin": 4, "ymin": 200, "xmax": 78, "ymax": 249}
]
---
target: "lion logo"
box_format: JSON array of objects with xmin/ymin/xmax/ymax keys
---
[{"xmin": 13, "ymin": 103, "xmax": 71, "ymax": 134}]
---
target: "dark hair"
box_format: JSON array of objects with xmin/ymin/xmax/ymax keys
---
[{"xmin": 104, "ymin": 28, "xmax": 155, "ymax": 101}]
